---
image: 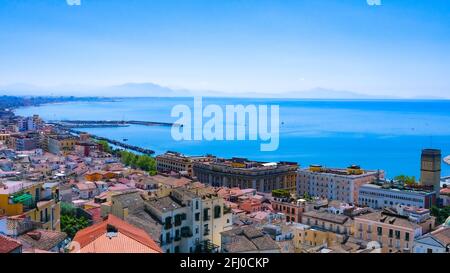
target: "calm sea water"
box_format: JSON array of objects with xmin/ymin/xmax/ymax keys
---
[{"xmin": 15, "ymin": 98, "xmax": 450, "ymax": 179}]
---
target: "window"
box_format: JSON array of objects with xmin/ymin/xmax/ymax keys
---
[
  {"xmin": 203, "ymin": 208, "xmax": 210, "ymax": 221},
  {"xmin": 395, "ymin": 230, "xmax": 400, "ymax": 240},
  {"xmin": 214, "ymin": 205, "xmax": 221, "ymax": 219},
  {"xmin": 195, "ymin": 213, "xmax": 200, "ymax": 221},
  {"xmin": 389, "ymin": 229, "xmax": 393, "ymax": 238},
  {"xmin": 174, "ymin": 214, "xmax": 182, "ymax": 226},
  {"xmin": 164, "ymin": 217, "xmax": 172, "ymax": 229},
  {"xmin": 405, "ymin": 232, "xmax": 410, "ymax": 242},
  {"xmin": 195, "ymin": 201, "xmax": 199, "ymax": 210},
  {"xmin": 377, "ymin": 227, "xmax": 383, "ymax": 236}
]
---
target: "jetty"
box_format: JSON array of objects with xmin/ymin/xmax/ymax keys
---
[
  {"xmin": 53, "ymin": 120, "xmax": 180, "ymax": 128},
  {"xmin": 50, "ymin": 123, "xmax": 156, "ymax": 155}
]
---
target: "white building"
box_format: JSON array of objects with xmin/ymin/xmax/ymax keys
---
[
  {"xmin": 358, "ymin": 183, "xmax": 436, "ymax": 209},
  {"xmin": 297, "ymin": 165, "xmax": 383, "ymax": 204}
]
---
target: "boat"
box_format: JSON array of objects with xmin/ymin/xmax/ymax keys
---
[
  {"xmin": 444, "ymin": 155, "xmax": 450, "ymax": 165},
  {"xmin": 123, "ymin": 138, "xmax": 128, "ymax": 142}
]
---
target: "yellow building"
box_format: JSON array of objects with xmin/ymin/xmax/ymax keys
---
[
  {"xmin": 47, "ymin": 135, "xmax": 78, "ymax": 155},
  {"xmin": 0, "ymin": 133, "xmax": 10, "ymax": 143},
  {"xmin": 291, "ymin": 223, "xmax": 345, "ymax": 252},
  {"xmin": 0, "ymin": 181, "xmax": 61, "ymax": 231}
]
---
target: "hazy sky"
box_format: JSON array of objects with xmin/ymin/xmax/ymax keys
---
[{"xmin": 0, "ymin": 0, "xmax": 449, "ymax": 97}]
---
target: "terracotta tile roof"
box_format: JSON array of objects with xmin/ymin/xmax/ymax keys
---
[
  {"xmin": 72, "ymin": 214, "xmax": 162, "ymax": 253},
  {"xmin": 0, "ymin": 234, "xmax": 22, "ymax": 253},
  {"xmin": 440, "ymin": 188, "xmax": 450, "ymax": 196},
  {"xmin": 18, "ymin": 229, "xmax": 67, "ymax": 251},
  {"xmin": 431, "ymin": 227, "xmax": 450, "ymax": 246}
]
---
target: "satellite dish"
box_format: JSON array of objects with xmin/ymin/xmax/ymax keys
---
[{"xmin": 367, "ymin": 241, "xmax": 381, "ymax": 250}]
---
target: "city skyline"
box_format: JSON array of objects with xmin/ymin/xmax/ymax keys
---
[{"xmin": 1, "ymin": 0, "xmax": 450, "ymax": 98}]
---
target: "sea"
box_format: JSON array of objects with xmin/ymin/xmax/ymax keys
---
[{"xmin": 15, "ymin": 97, "xmax": 450, "ymax": 179}]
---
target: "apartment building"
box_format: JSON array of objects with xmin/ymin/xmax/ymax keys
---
[
  {"xmin": 156, "ymin": 151, "xmax": 214, "ymax": 177},
  {"xmin": 291, "ymin": 222, "xmax": 346, "ymax": 251},
  {"xmin": 271, "ymin": 197, "xmax": 328, "ymax": 223},
  {"xmin": 0, "ymin": 181, "xmax": 61, "ymax": 231},
  {"xmin": 8, "ymin": 133, "xmax": 38, "ymax": 151},
  {"xmin": 297, "ymin": 165, "xmax": 383, "ymax": 204},
  {"xmin": 301, "ymin": 210, "xmax": 353, "ymax": 237},
  {"xmin": 358, "ymin": 182, "xmax": 436, "ymax": 209},
  {"xmin": 194, "ymin": 157, "xmax": 298, "ymax": 193},
  {"xmin": 353, "ymin": 209, "xmax": 435, "ymax": 253},
  {"xmin": 145, "ymin": 186, "xmax": 233, "ymax": 253},
  {"xmin": 47, "ymin": 135, "xmax": 78, "ymax": 155}
]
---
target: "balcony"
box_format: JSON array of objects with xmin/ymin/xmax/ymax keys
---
[{"xmin": 204, "ymin": 229, "xmax": 210, "ymax": 236}]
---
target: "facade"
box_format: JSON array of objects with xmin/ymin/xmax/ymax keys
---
[
  {"xmin": 156, "ymin": 151, "xmax": 214, "ymax": 177},
  {"xmin": 353, "ymin": 210, "xmax": 435, "ymax": 253},
  {"xmin": 301, "ymin": 210, "xmax": 352, "ymax": 236},
  {"xmin": 420, "ymin": 149, "xmax": 441, "ymax": 198},
  {"xmin": 358, "ymin": 182, "xmax": 436, "ymax": 209},
  {"xmin": 291, "ymin": 222, "xmax": 345, "ymax": 251},
  {"xmin": 47, "ymin": 135, "xmax": 78, "ymax": 155},
  {"xmin": 0, "ymin": 181, "xmax": 61, "ymax": 231},
  {"xmin": 272, "ymin": 198, "xmax": 313, "ymax": 223},
  {"xmin": 297, "ymin": 165, "xmax": 383, "ymax": 204},
  {"xmin": 9, "ymin": 134, "xmax": 38, "ymax": 151},
  {"xmin": 194, "ymin": 157, "xmax": 298, "ymax": 193},
  {"xmin": 145, "ymin": 187, "xmax": 233, "ymax": 253}
]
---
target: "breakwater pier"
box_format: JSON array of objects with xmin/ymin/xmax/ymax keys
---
[
  {"xmin": 49, "ymin": 121, "xmax": 158, "ymax": 155},
  {"xmin": 52, "ymin": 120, "xmax": 180, "ymax": 128}
]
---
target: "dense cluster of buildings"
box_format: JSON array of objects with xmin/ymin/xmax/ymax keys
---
[{"xmin": 0, "ymin": 111, "xmax": 449, "ymax": 254}]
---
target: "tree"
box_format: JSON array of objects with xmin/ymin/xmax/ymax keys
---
[
  {"xmin": 272, "ymin": 189, "xmax": 291, "ymax": 198},
  {"xmin": 60, "ymin": 202, "xmax": 90, "ymax": 239},
  {"xmin": 394, "ymin": 175, "xmax": 416, "ymax": 185},
  {"xmin": 97, "ymin": 140, "xmax": 112, "ymax": 153},
  {"xmin": 118, "ymin": 150, "xmax": 157, "ymax": 174},
  {"xmin": 430, "ymin": 205, "xmax": 450, "ymax": 225}
]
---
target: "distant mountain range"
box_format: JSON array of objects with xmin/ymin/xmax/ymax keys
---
[{"xmin": 0, "ymin": 82, "xmax": 446, "ymax": 100}]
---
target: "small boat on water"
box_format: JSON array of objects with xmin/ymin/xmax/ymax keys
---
[
  {"xmin": 444, "ymin": 155, "xmax": 450, "ymax": 165},
  {"xmin": 123, "ymin": 138, "xmax": 129, "ymax": 142}
]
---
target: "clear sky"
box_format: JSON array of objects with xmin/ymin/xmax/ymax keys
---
[{"xmin": 0, "ymin": 0, "xmax": 449, "ymax": 97}]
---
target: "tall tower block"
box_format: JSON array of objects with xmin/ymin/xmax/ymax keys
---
[{"xmin": 420, "ymin": 149, "xmax": 441, "ymax": 198}]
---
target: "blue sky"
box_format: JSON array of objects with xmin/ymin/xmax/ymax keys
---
[{"xmin": 0, "ymin": 0, "xmax": 449, "ymax": 97}]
